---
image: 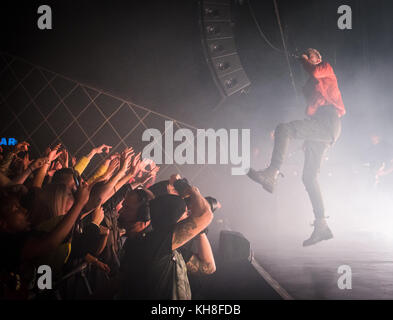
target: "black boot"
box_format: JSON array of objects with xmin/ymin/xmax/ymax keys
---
[
  {"xmin": 303, "ymin": 218, "xmax": 333, "ymax": 247},
  {"xmin": 247, "ymin": 167, "xmax": 280, "ymax": 193}
]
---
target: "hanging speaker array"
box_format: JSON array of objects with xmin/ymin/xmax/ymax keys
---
[{"xmin": 200, "ymin": 0, "xmax": 251, "ymax": 97}]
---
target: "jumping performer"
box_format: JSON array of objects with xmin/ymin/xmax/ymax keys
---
[{"xmin": 248, "ymin": 48, "xmax": 346, "ymax": 246}]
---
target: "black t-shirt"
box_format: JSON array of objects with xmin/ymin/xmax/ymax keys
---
[
  {"xmin": 69, "ymin": 222, "xmax": 101, "ymax": 260},
  {"xmin": 178, "ymin": 240, "xmax": 193, "ymax": 263},
  {"xmin": 120, "ymin": 225, "xmax": 176, "ymax": 299}
]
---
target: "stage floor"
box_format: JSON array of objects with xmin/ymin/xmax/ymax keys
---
[{"xmin": 254, "ymin": 229, "xmax": 393, "ymax": 299}]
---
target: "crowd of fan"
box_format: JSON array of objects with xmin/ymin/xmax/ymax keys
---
[{"xmin": 0, "ymin": 141, "xmax": 218, "ymax": 300}]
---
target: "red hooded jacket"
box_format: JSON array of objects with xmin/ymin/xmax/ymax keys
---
[{"xmin": 302, "ymin": 60, "xmax": 346, "ymax": 118}]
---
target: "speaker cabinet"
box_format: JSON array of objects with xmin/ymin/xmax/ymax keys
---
[
  {"xmin": 200, "ymin": 0, "xmax": 251, "ymax": 97},
  {"xmin": 219, "ymin": 230, "xmax": 252, "ymax": 262}
]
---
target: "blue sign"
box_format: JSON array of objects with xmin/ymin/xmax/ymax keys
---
[{"xmin": 0, "ymin": 138, "xmax": 18, "ymax": 146}]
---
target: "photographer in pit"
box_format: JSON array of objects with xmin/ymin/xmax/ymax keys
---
[
  {"xmin": 119, "ymin": 179, "xmax": 214, "ymax": 300},
  {"xmin": 148, "ymin": 176, "xmax": 219, "ymax": 298}
]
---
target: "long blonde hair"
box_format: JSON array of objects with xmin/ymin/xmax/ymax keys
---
[{"xmin": 43, "ymin": 183, "xmax": 71, "ymax": 217}]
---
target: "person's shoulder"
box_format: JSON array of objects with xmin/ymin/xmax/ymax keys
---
[
  {"xmin": 319, "ymin": 61, "xmax": 333, "ymax": 69},
  {"xmin": 318, "ymin": 61, "xmax": 336, "ymax": 77},
  {"xmin": 147, "ymin": 226, "xmax": 174, "ymax": 242},
  {"xmin": 145, "ymin": 226, "xmax": 176, "ymax": 253}
]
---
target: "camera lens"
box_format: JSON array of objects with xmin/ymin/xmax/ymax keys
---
[{"xmin": 205, "ymin": 196, "xmax": 218, "ymax": 213}]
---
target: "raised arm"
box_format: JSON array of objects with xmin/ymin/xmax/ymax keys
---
[
  {"xmin": 10, "ymin": 157, "xmax": 48, "ymax": 186},
  {"xmin": 0, "ymin": 141, "xmax": 29, "ymax": 174},
  {"xmin": 86, "ymin": 158, "xmax": 111, "ymax": 185},
  {"xmin": 172, "ymin": 186, "xmax": 213, "ymax": 251},
  {"xmin": 113, "ymin": 153, "xmax": 161, "ymax": 192},
  {"xmin": 97, "ymin": 152, "xmax": 132, "ymax": 203},
  {"xmin": 83, "ymin": 150, "xmax": 132, "ymax": 211},
  {"xmin": 0, "ymin": 151, "xmax": 15, "ymax": 175},
  {"xmin": 21, "ymin": 182, "xmax": 91, "ymax": 261},
  {"xmin": 74, "ymin": 144, "xmax": 112, "ymax": 175},
  {"xmin": 186, "ymin": 233, "xmax": 216, "ymax": 275},
  {"xmin": 32, "ymin": 144, "xmax": 61, "ymax": 188}
]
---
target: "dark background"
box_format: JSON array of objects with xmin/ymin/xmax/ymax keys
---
[
  {"xmin": 2, "ymin": 0, "xmax": 392, "ymax": 128},
  {"xmin": 1, "ymin": 0, "xmax": 393, "ymax": 269}
]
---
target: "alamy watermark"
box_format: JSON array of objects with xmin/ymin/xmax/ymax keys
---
[
  {"xmin": 337, "ymin": 265, "xmax": 352, "ymax": 290},
  {"xmin": 37, "ymin": 5, "xmax": 52, "ymax": 30},
  {"xmin": 37, "ymin": 265, "xmax": 52, "ymax": 290},
  {"xmin": 337, "ymin": 5, "xmax": 352, "ymax": 30},
  {"xmin": 141, "ymin": 121, "xmax": 250, "ymax": 176}
]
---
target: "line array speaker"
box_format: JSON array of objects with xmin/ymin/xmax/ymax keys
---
[{"xmin": 200, "ymin": 0, "xmax": 251, "ymax": 97}]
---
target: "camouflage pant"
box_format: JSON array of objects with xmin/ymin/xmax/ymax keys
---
[{"xmin": 270, "ymin": 105, "xmax": 342, "ymax": 219}]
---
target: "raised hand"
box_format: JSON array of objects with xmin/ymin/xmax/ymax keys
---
[
  {"xmin": 48, "ymin": 144, "xmax": 62, "ymax": 162},
  {"xmin": 93, "ymin": 144, "xmax": 112, "ymax": 155},
  {"xmin": 108, "ymin": 152, "xmax": 120, "ymax": 161},
  {"xmin": 137, "ymin": 157, "xmax": 156, "ymax": 174},
  {"xmin": 14, "ymin": 141, "xmax": 30, "ymax": 154},
  {"xmin": 58, "ymin": 149, "xmax": 69, "ymax": 168},
  {"xmin": 107, "ymin": 157, "xmax": 120, "ymax": 174},
  {"xmin": 74, "ymin": 181, "xmax": 91, "ymax": 207},
  {"xmin": 22, "ymin": 153, "xmax": 33, "ymax": 170},
  {"xmin": 119, "ymin": 151, "xmax": 133, "ymax": 174},
  {"xmin": 29, "ymin": 157, "xmax": 49, "ymax": 171},
  {"xmin": 169, "ymin": 174, "xmax": 181, "ymax": 186},
  {"xmin": 150, "ymin": 164, "xmax": 160, "ymax": 177},
  {"xmin": 134, "ymin": 165, "xmax": 160, "ymax": 187},
  {"xmin": 127, "ymin": 152, "xmax": 142, "ymax": 176},
  {"xmin": 178, "ymin": 184, "xmax": 197, "ymax": 199},
  {"xmin": 123, "ymin": 146, "xmax": 135, "ymax": 158}
]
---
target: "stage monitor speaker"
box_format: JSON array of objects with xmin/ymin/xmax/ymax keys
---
[
  {"xmin": 219, "ymin": 230, "xmax": 252, "ymax": 262},
  {"xmin": 200, "ymin": 0, "xmax": 251, "ymax": 97}
]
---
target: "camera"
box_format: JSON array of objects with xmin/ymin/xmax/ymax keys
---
[
  {"xmin": 184, "ymin": 194, "xmax": 219, "ymax": 214},
  {"xmin": 173, "ymin": 178, "xmax": 190, "ymax": 195},
  {"xmin": 205, "ymin": 196, "xmax": 219, "ymax": 213},
  {"xmin": 174, "ymin": 177, "xmax": 220, "ymax": 213}
]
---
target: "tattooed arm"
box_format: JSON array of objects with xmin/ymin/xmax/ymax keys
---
[
  {"xmin": 186, "ymin": 233, "xmax": 216, "ymax": 275},
  {"xmin": 172, "ymin": 186, "xmax": 213, "ymax": 251}
]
